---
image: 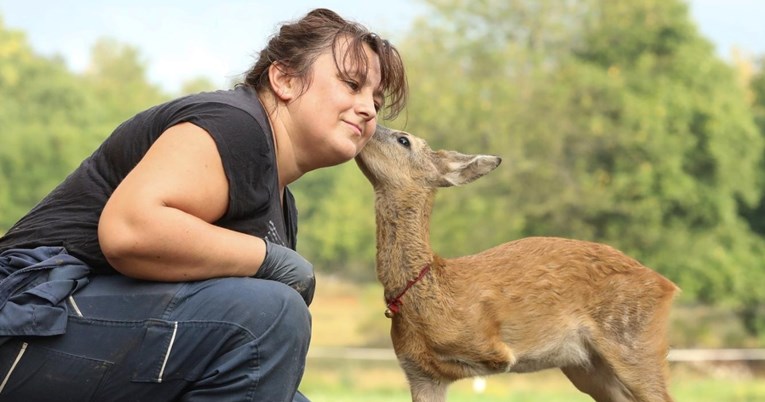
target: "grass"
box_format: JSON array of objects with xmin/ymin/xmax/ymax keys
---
[
  {"xmin": 303, "ymin": 275, "xmax": 765, "ymax": 401},
  {"xmin": 301, "ymin": 363, "xmax": 765, "ymax": 402}
]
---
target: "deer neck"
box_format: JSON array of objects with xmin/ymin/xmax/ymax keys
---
[{"xmin": 373, "ymin": 185, "xmax": 436, "ymax": 294}]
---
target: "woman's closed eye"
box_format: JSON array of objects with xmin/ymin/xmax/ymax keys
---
[
  {"xmin": 342, "ymin": 75, "xmax": 382, "ymax": 112},
  {"xmin": 344, "ymin": 79, "xmax": 360, "ymax": 91}
]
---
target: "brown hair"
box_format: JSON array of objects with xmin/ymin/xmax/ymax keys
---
[{"xmin": 242, "ymin": 8, "xmax": 407, "ymax": 120}]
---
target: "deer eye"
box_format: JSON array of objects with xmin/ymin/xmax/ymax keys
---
[{"xmin": 397, "ymin": 136, "xmax": 411, "ymax": 148}]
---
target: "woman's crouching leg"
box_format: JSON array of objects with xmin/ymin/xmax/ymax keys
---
[
  {"xmin": 169, "ymin": 277, "xmax": 312, "ymax": 402},
  {"xmin": 0, "ymin": 276, "xmax": 311, "ymax": 402}
]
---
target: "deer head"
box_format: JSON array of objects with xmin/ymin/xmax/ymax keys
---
[{"xmin": 355, "ymin": 126, "xmax": 502, "ymax": 191}]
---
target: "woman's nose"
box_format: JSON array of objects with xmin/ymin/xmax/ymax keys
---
[{"xmin": 357, "ymin": 94, "xmax": 377, "ymax": 121}]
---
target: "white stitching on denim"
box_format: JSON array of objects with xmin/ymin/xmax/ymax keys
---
[
  {"xmin": 68, "ymin": 295, "xmax": 83, "ymax": 317},
  {"xmin": 0, "ymin": 342, "xmax": 28, "ymax": 393},
  {"xmin": 157, "ymin": 321, "xmax": 178, "ymax": 383}
]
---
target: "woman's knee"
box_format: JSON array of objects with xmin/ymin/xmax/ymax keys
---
[
  {"xmin": 292, "ymin": 266, "xmax": 315, "ymax": 306},
  {"xmin": 242, "ymin": 279, "xmax": 312, "ymax": 343},
  {"xmin": 175, "ymin": 278, "xmax": 311, "ymax": 342}
]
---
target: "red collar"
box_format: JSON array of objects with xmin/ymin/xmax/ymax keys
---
[{"xmin": 384, "ymin": 263, "xmax": 431, "ymax": 318}]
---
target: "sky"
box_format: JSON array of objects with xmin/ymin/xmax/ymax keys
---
[{"xmin": 1, "ymin": 0, "xmax": 763, "ymax": 93}]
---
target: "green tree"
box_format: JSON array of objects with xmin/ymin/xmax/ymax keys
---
[
  {"xmin": 179, "ymin": 76, "xmax": 218, "ymax": 96},
  {"xmin": 83, "ymin": 38, "xmax": 165, "ymax": 123},
  {"xmin": 0, "ymin": 18, "xmax": 104, "ymax": 231},
  {"xmin": 564, "ymin": 0, "xmax": 763, "ymax": 288},
  {"xmin": 743, "ymin": 57, "xmax": 765, "ymax": 236},
  {"xmin": 570, "ymin": 1, "xmax": 765, "ymax": 332},
  {"xmin": 0, "ymin": 19, "xmax": 167, "ymax": 233},
  {"xmin": 739, "ymin": 56, "xmax": 765, "ymax": 336},
  {"xmin": 290, "ymin": 161, "xmax": 378, "ymax": 281},
  {"xmin": 753, "ymin": 57, "xmax": 765, "ymax": 130},
  {"xmin": 395, "ymin": 0, "xmax": 765, "ymax": 334}
]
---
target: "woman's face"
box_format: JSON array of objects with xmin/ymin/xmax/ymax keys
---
[{"xmin": 285, "ymin": 39, "xmax": 383, "ymax": 170}]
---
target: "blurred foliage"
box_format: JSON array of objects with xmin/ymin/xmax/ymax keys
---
[
  {"xmin": 291, "ymin": 162, "xmax": 378, "ymax": 280},
  {"xmin": 2, "ymin": 0, "xmax": 765, "ymax": 342},
  {"xmin": 388, "ymin": 0, "xmax": 765, "ymax": 341},
  {"xmin": 0, "ymin": 17, "xmax": 213, "ymax": 231}
]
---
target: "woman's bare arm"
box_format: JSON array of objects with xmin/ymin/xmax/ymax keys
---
[{"xmin": 98, "ymin": 122, "xmax": 267, "ymax": 281}]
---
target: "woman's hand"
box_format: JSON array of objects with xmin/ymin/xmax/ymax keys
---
[{"xmin": 258, "ymin": 239, "xmax": 316, "ymax": 305}]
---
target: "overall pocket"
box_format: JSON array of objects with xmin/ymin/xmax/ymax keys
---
[
  {"xmin": 130, "ymin": 319, "xmax": 254, "ymax": 384},
  {"xmin": 130, "ymin": 319, "xmax": 182, "ymax": 383},
  {"xmin": 0, "ymin": 340, "xmax": 112, "ymax": 402}
]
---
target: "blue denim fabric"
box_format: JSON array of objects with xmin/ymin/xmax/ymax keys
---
[
  {"xmin": 0, "ymin": 274, "xmax": 312, "ymax": 401},
  {"xmin": 0, "ymin": 247, "xmax": 90, "ymax": 341}
]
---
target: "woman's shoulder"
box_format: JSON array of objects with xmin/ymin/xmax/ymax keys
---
[
  {"xmin": 177, "ymin": 86, "xmax": 262, "ymax": 114},
  {"xmin": 166, "ymin": 86, "xmax": 270, "ymax": 136}
]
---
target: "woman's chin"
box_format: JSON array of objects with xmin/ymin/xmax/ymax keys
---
[{"xmin": 337, "ymin": 143, "xmax": 363, "ymax": 163}]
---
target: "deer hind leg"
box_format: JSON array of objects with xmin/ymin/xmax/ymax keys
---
[
  {"xmin": 587, "ymin": 340, "xmax": 673, "ymax": 402},
  {"xmin": 561, "ymin": 351, "xmax": 634, "ymax": 402},
  {"xmin": 574, "ymin": 321, "xmax": 673, "ymax": 402},
  {"xmin": 562, "ymin": 330, "xmax": 673, "ymax": 402},
  {"xmin": 596, "ymin": 298, "xmax": 675, "ymax": 402},
  {"xmin": 564, "ymin": 284, "xmax": 672, "ymax": 402}
]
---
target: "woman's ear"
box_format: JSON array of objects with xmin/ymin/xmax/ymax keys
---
[{"xmin": 268, "ymin": 62, "xmax": 296, "ymax": 102}]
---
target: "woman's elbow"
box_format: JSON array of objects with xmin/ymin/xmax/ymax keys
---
[{"xmin": 98, "ymin": 211, "xmax": 148, "ymax": 278}]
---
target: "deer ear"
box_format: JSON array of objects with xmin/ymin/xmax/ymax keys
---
[{"xmin": 432, "ymin": 150, "xmax": 502, "ymax": 187}]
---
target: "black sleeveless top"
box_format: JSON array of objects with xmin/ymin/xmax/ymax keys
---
[{"xmin": 0, "ymin": 86, "xmax": 297, "ymax": 275}]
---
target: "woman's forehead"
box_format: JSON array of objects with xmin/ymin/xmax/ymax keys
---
[{"xmin": 334, "ymin": 41, "xmax": 381, "ymax": 80}]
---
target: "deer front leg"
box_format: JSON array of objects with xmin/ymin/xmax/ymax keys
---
[
  {"xmin": 408, "ymin": 378, "xmax": 448, "ymax": 402},
  {"xmin": 401, "ymin": 359, "xmax": 449, "ymax": 402},
  {"xmin": 481, "ymin": 341, "xmax": 518, "ymax": 373}
]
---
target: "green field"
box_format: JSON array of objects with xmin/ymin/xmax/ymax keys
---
[{"xmin": 301, "ymin": 360, "xmax": 765, "ymax": 402}]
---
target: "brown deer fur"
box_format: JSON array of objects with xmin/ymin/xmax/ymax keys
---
[{"xmin": 354, "ymin": 126, "xmax": 679, "ymax": 402}]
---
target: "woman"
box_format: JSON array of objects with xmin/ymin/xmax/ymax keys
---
[{"xmin": 0, "ymin": 8, "xmax": 407, "ymax": 402}]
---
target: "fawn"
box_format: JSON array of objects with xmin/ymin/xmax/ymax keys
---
[{"xmin": 354, "ymin": 126, "xmax": 679, "ymax": 402}]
